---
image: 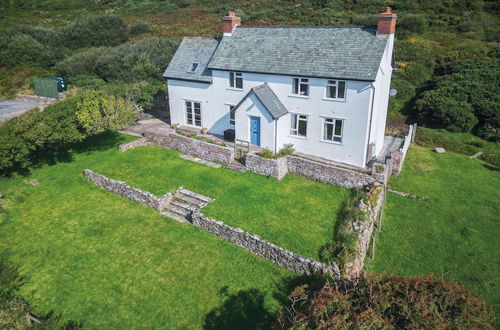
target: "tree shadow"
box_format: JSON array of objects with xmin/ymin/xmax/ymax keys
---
[
  {"xmin": 203, "ymin": 275, "xmax": 327, "ymax": 330},
  {"xmin": 482, "ymin": 164, "xmax": 499, "ymax": 171},
  {"xmin": 203, "ymin": 287, "xmax": 274, "ymax": 330}
]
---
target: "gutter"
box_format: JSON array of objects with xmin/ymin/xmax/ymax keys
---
[{"xmin": 366, "ymin": 83, "xmax": 376, "ymax": 165}]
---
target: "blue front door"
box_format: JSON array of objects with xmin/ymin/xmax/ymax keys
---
[{"xmin": 250, "ymin": 116, "xmax": 261, "ymax": 146}]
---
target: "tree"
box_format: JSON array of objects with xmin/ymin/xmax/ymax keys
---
[{"xmin": 75, "ymin": 91, "xmax": 138, "ymax": 135}]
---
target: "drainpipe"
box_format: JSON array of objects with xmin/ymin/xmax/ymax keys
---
[
  {"xmin": 274, "ymin": 118, "xmax": 278, "ymax": 154},
  {"xmin": 366, "ymin": 83, "xmax": 376, "ymax": 165}
]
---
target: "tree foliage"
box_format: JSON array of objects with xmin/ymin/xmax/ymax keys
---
[
  {"xmin": 75, "ymin": 91, "xmax": 138, "ymax": 135},
  {"xmin": 276, "ymin": 275, "xmax": 494, "ymax": 329}
]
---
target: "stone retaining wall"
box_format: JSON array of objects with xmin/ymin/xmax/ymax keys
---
[
  {"xmin": 287, "ymin": 156, "xmax": 375, "ymax": 188},
  {"xmin": 245, "ymin": 151, "xmax": 288, "ymax": 179},
  {"xmin": 189, "ymin": 211, "xmax": 338, "ymax": 276},
  {"xmin": 343, "ymin": 183, "xmax": 385, "ymax": 278},
  {"xmin": 119, "ymin": 138, "xmax": 153, "ymax": 152},
  {"xmin": 83, "ymin": 169, "xmax": 171, "ymax": 211},
  {"xmin": 143, "ymin": 130, "xmax": 234, "ymax": 164}
]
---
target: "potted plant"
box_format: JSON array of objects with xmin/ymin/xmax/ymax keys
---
[
  {"xmin": 171, "ymin": 123, "xmax": 179, "ymax": 129},
  {"xmin": 200, "ymin": 128, "xmax": 208, "ymax": 134}
]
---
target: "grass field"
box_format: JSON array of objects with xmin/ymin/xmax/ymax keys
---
[
  {"xmin": 0, "ymin": 133, "xmax": 350, "ymax": 328},
  {"xmin": 366, "ymin": 145, "xmax": 500, "ymax": 317}
]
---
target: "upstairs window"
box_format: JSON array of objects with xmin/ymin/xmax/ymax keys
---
[
  {"xmin": 229, "ymin": 105, "xmax": 235, "ymax": 126},
  {"xmin": 323, "ymin": 117, "xmax": 343, "ymax": 143},
  {"xmin": 326, "ymin": 80, "xmax": 346, "ymax": 100},
  {"xmin": 292, "ymin": 78, "xmax": 309, "ymax": 96},
  {"xmin": 229, "ymin": 72, "xmax": 243, "ymax": 89},
  {"xmin": 187, "ymin": 62, "xmax": 200, "ymax": 73},
  {"xmin": 290, "ymin": 114, "xmax": 308, "ymax": 137}
]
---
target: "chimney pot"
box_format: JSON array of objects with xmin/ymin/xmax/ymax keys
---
[
  {"xmin": 222, "ymin": 11, "xmax": 241, "ymax": 36},
  {"xmin": 377, "ymin": 7, "xmax": 397, "ymax": 35}
]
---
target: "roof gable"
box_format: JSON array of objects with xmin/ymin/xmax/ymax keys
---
[
  {"xmin": 232, "ymin": 84, "xmax": 288, "ymax": 120},
  {"xmin": 208, "ymin": 26, "xmax": 388, "ymax": 81},
  {"xmin": 163, "ymin": 37, "xmax": 220, "ymax": 83}
]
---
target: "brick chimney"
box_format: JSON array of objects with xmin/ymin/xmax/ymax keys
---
[
  {"xmin": 223, "ymin": 12, "xmax": 241, "ymax": 36},
  {"xmin": 377, "ymin": 7, "xmax": 397, "ymax": 35}
]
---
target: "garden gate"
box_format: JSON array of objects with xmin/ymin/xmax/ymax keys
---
[{"xmin": 234, "ymin": 139, "xmax": 250, "ymax": 160}]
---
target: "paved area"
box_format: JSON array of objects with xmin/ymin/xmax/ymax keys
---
[
  {"xmin": 0, "ymin": 100, "xmax": 41, "ymax": 122},
  {"xmin": 179, "ymin": 154, "xmax": 222, "ymax": 168},
  {"xmin": 120, "ymin": 113, "xmax": 171, "ymax": 136},
  {"xmin": 376, "ymin": 135, "xmax": 404, "ymax": 162}
]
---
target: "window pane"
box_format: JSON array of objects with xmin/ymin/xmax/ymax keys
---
[
  {"xmin": 334, "ymin": 120, "xmax": 343, "ymax": 136},
  {"xmin": 298, "ymin": 118, "xmax": 307, "ymax": 136},
  {"xmin": 334, "ymin": 136, "xmax": 342, "ymax": 142},
  {"xmin": 291, "ymin": 114, "xmax": 297, "ymax": 129},
  {"xmin": 300, "ymin": 83, "xmax": 308, "ymax": 96},
  {"xmin": 324, "ymin": 122, "xmax": 333, "ymax": 140},
  {"xmin": 229, "ymin": 72, "xmax": 234, "ymax": 87},
  {"xmin": 293, "ymin": 78, "xmax": 299, "ymax": 94},
  {"xmin": 236, "ymin": 77, "xmax": 243, "ymax": 89},
  {"xmin": 338, "ymin": 81, "xmax": 346, "ymax": 99},
  {"xmin": 327, "ymin": 85, "xmax": 336, "ymax": 98}
]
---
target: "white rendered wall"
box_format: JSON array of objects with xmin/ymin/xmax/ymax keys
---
[
  {"xmin": 167, "ymin": 63, "xmax": 393, "ymax": 167},
  {"xmin": 234, "ymin": 94, "xmax": 276, "ymax": 150}
]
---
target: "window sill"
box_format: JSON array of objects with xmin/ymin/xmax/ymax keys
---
[
  {"xmin": 320, "ymin": 139, "xmax": 342, "ymax": 145},
  {"xmin": 322, "ymin": 97, "xmax": 346, "ymax": 102},
  {"xmin": 288, "ymin": 94, "xmax": 310, "ymax": 99},
  {"xmin": 288, "ymin": 135, "xmax": 307, "ymax": 140},
  {"xmin": 227, "ymin": 87, "xmax": 243, "ymax": 92}
]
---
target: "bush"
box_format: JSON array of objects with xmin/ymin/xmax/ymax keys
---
[
  {"xmin": 278, "ymin": 143, "xmax": 295, "ymax": 157},
  {"xmin": 75, "ymin": 91, "xmax": 138, "ymax": 134},
  {"xmin": 415, "ymin": 90, "xmax": 478, "ymax": 132},
  {"xmin": 0, "ymin": 34, "xmax": 55, "ymax": 68},
  {"xmin": 61, "ymin": 15, "xmax": 129, "ymax": 49},
  {"xmin": 398, "ymin": 14, "xmax": 427, "ymax": 34},
  {"xmin": 276, "ymin": 275, "xmax": 495, "ymax": 329},
  {"xmin": 130, "ymin": 21, "xmax": 152, "ymax": 35},
  {"xmin": 55, "ymin": 47, "xmax": 110, "ymax": 78},
  {"xmin": 390, "ymin": 75, "xmax": 416, "ymax": 100}
]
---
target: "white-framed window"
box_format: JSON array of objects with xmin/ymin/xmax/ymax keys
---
[
  {"xmin": 326, "ymin": 80, "xmax": 346, "ymax": 100},
  {"xmin": 185, "ymin": 100, "xmax": 202, "ymax": 127},
  {"xmin": 229, "ymin": 72, "xmax": 243, "ymax": 89},
  {"xmin": 323, "ymin": 117, "xmax": 343, "ymax": 143},
  {"xmin": 292, "ymin": 77, "xmax": 309, "ymax": 96},
  {"xmin": 290, "ymin": 114, "xmax": 308, "ymax": 137},
  {"xmin": 228, "ymin": 105, "xmax": 235, "ymax": 126},
  {"xmin": 187, "ymin": 62, "xmax": 200, "ymax": 73}
]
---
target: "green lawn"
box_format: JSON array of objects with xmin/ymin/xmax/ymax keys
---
[
  {"xmin": 0, "ymin": 133, "xmax": 349, "ymax": 328},
  {"xmin": 366, "ymin": 145, "xmax": 500, "ymax": 317}
]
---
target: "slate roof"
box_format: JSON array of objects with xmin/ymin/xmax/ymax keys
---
[
  {"xmin": 208, "ymin": 26, "xmax": 388, "ymax": 81},
  {"xmin": 163, "ymin": 37, "xmax": 220, "ymax": 83},
  {"xmin": 232, "ymin": 84, "xmax": 288, "ymax": 119}
]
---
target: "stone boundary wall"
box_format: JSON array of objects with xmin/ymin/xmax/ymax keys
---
[
  {"xmin": 343, "ymin": 183, "xmax": 385, "ymax": 278},
  {"xmin": 245, "ymin": 151, "xmax": 288, "ymax": 179},
  {"xmin": 83, "ymin": 169, "xmax": 172, "ymax": 211},
  {"xmin": 143, "ymin": 130, "xmax": 234, "ymax": 164},
  {"xmin": 287, "ymin": 156, "xmax": 375, "ymax": 188},
  {"xmin": 119, "ymin": 138, "xmax": 154, "ymax": 152},
  {"xmin": 391, "ymin": 124, "xmax": 414, "ymax": 175},
  {"xmin": 83, "ymin": 169, "xmax": 337, "ymax": 276},
  {"xmin": 189, "ymin": 211, "xmax": 338, "ymax": 276}
]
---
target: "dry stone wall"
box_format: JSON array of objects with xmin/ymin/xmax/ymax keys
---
[
  {"xmin": 143, "ymin": 130, "xmax": 234, "ymax": 164},
  {"xmin": 343, "ymin": 183, "xmax": 385, "ymax": 278},
  {"xmin": 287, "ymin": 156, "xmax": 375, "ymax": 188},
  {"xmin": 189, "ymin": 211, "xmax": 338, "ymax": 276},
  {"xmin": 245, "ymin": 151, "xmax": 288, "ymax": 179},
  {"xmin": 119, "ymin": 138, "xmax": 153, "ymax": 152}
]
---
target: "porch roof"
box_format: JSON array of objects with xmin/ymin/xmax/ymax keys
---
[{"xmin": 232, "ymin": 83, "xmax": 288, "ymax": 120}]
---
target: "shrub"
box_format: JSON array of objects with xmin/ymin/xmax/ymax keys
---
[
  {"xmin": 259, "ymin": 148, "xmax": 275, "ymax": 159},
  {"xmin": 55, "ymin": 47, "xmax": 110, "ymax": 78},
  {"xmin": 75, "ymin": 91, "xmax": 138, "ymax": 135},
  {"xmin": 415, "ymin": 90, "xmax": 478, "ymax": 132},
  {"xmin": 278, "ymin": 143, "xmax": 295, "ymax": 157},
  {"xmin": 390, "ymin": 75, "xmax": 416, "ymax": 100},
  {"xmin": 130, "ymin": 21, "xmax": 152, "ymax": 35},
  {"xmin": 61, "ymin": 15, "xmax": 129, "ymax": 49},
  {"xmin": 398, "ymin": 14, "xmax": 427, "ymax": 34},
  {"xmin": 276, "ymin": 275, "xmax": 495, "ymax": 329},
  {"xmin": 0, "ymin": 34, "xmax": 55, "ymax": 68}
]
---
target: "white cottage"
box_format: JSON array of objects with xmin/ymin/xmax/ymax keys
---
[{"xmin": 164, "ymin": 8, "xmax": 397, "ymax": 168}]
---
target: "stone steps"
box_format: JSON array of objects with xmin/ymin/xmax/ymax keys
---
[
  {"xmin": 228, "ymin": 161, "xmax": 247, "ymax": 173},
  {"xmin": 162, "ymin": 189, "xmax": 213, "ymax": 223}
]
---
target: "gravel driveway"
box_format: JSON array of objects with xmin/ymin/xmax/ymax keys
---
[{"xmin": 0, "ymin": 100, "xmax": 40, "ymax": 122}]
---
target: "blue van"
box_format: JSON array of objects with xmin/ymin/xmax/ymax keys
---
[{"xmin": 48, "ymin": 77, "xmax": 67, "ymax": 92}]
